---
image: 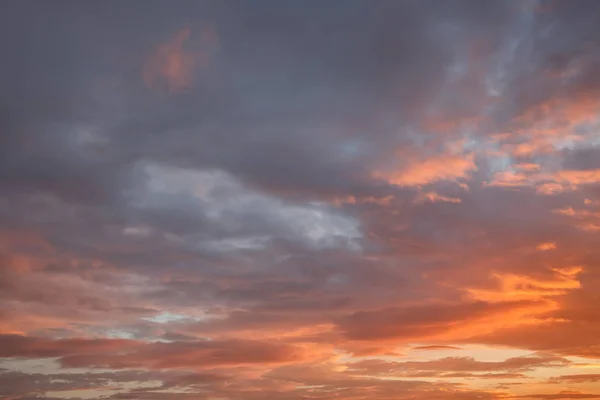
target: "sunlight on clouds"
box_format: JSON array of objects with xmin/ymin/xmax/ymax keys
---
[
  {"xmin": 537, "ymin": 242, "xmax": 557, "ymax": 251},
  {"xmin": 466, "ymin": 270, "xmax": 582, "ymax": 303},
  {"xmin": 373, "ymin": 153, "xmax": 476, "ymax": 187},
  {"xmin": 4, "ymin": 2, "xmax": 600, "ymax": 400}
]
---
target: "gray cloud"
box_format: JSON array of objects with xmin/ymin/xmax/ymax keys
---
[{"xmin": 3, "ymin": 1, "xmax": 600, "ymax": 399}]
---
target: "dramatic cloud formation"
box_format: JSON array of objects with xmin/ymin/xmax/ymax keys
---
[{"xmin": 2, "ymin": 0, "xmax": 600, "ymax": 399}]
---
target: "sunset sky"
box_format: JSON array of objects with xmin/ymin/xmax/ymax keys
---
[{"xmin": 3, "ymin": 1, "xmax": 600, "ymax": 399}]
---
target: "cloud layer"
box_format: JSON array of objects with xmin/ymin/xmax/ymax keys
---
[{"xmin": 2, "ymin": 1, "xmax": 600, "ymax": 399}]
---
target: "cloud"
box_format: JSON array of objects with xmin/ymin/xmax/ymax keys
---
[
  {"xmin": 0, "ymin": 334, "xmax": 310, "ymax": 371},
  {"xmin": 465, "ymin": 269, "xmax": 582, "ymax": 302},
  {"xmin": 412, "ymin": 345, "xmax": 463, "ymax": 351},
  {"xmin": 2, "ymin": 1, "xmax": 600, "ymax": 399},
  {"xmin": 416, "ymin": 191, "xmax": 463, "ymax": 204},
  {"xmin": 537, "ymin": 242, "xmax": 557, "ymax": 251},
  {"xmin": 374, "ymin": 153, "xmax": 476, "ymax": 187},
  {"xmin": 549, "ymin": 374, "xmax": 600, "ymax": 383},
  {"xmin": 0, "ymin": 369, "xmax": 165, "ymax": 400},
  {"xmin": 0, "ymin": 334, "xmax": 135, "ymax": 358},
  {"xmin": 142, "ymin": 26, "xmax": 217, "ymax": 93},
  {"xmin": 346, "ymin": 353, "xmax": 570, "ymax": 378},
  {"xmin": 338, "ymin": 300, "xmax": 548, "ymax": 341},
  {"xmin": 509, "ymin": 393, "xmax": 600, "ymax": 400},
  {"xmin": 60, "ymin": 339, "xmax": 311, "ymax": 370}
]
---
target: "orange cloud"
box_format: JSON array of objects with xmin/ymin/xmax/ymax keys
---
[
  {"xmin": 554, "ymin": 170, "xmax": 600, "ymax": 186},
  {"xmin": 554, "ymin": 207, "xmax": 600, "ymax": 231},
  {"xmin": 537, "ymin": 242, "xmax": 557, "ymax": 251},
  {"xmin": 142, "ymin": 26, "xmax": 217, "ymax": 93},
  {"xmin": 374, "ymin": 153, "xmax": 476, "ymax": 187},
  {"xmin": 486, "ymin": 168, "xmax": 600, "ymax": 194},
  {"xmin": 509, "ymin": 392, "xmax": 600, "ymax": 399},
  {"xmin": 549, "ymin": 374, "xmax": 600, "ymax": 384},
  {"xmin": 465, "ymin": 269, "xmax": 582, "ymax": 303},
  {"xmin": 337, "ymin": 300, "xmax": 547, "ymax": 342}
]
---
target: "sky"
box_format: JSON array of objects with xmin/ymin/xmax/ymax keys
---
[{"xmin": 2, "ymin": 0, "xmax": 600, "ymax": 399}]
